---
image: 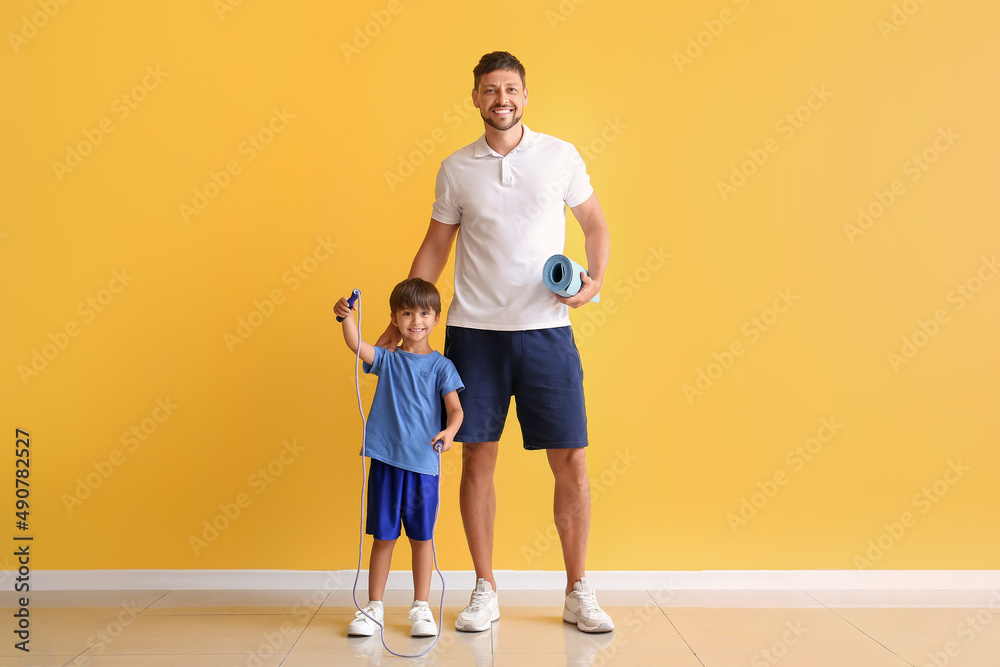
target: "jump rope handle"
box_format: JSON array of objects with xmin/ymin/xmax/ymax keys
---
[
  {"xmin": 336, "ymin": 289, "xmax": 361, "ymax": 322},
  {"xmin": 433, "ymin": 440, "xmax": 444, "ymax": 452}
]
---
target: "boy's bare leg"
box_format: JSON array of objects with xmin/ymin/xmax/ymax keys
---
[
  {"xmin": 460, "ymin": 441, "xmax": 499, "ymax": 590},
  {"xmin": 368, "ymin": 538, "xmax": 396, "ymax": 601},
  {"xmin": 410, "ymin": 538, "xmax": 433, "ymax": 601},
  {"xmin": 547, "ymin": 448, "xmax": 591, "ymax": 596}
]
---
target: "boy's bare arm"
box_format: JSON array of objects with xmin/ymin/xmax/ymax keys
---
[
  {"xmin": 333, "ymin": 296, "xmax": 376, "ymax": 366},
  {"xmin": 431, "ymin": 390, "xmax": 464, "ymax": 453}
]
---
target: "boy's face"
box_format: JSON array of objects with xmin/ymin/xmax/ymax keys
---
[{"xmin": 391, "ymin": 304, "xmax": 440, "ymax": 346}]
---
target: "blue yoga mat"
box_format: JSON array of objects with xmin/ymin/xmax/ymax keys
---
[{"xmin": 542, "ymin": 255, "xmax": 600, "ymax": 303}]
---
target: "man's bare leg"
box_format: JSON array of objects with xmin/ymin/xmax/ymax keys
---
[
  {"xmin": 547, "ymin": 448, "xmax": 591, "ymax": 596},
  {"xmin": 460, "ymin": 441, "xmax": 499, "ymax": 590}
]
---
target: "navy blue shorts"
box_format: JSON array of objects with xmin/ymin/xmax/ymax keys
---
[
  {"xmin": 365, "ymin": 458, "xmax": 438, "ymax": 541},
  {"xmin": 444, "ymin": 326, "xmax": 588, "ymax": 450}
]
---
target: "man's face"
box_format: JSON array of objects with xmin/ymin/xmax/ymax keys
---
[{"xmin": 473, "ymin": 69, "xmax": 527, "ymax": 132}]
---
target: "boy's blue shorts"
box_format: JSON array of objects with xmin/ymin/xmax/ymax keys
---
[
  {"xmin": 366, "ymin": 458, "xmax": 438, "ymax": 541},
  {"xmin": 444, "ymin": 326, "xmax": 588, "ymax": 450}
]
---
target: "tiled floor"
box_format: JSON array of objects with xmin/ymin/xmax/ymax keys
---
[{"xmin": 2, "ymin": 589, "xmax": 1000, "ymax": 666}]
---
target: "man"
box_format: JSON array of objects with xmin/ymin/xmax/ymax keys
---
[{"xmin": 376, "ymin": 51, "xmax": 613, "ymax": 634}]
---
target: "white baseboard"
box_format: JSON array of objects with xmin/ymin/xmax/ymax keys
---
[{"xmin": 11, "ymin": 570, "xmax": 1000, "ymax": 591}]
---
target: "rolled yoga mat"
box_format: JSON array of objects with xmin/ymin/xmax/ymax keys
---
[{"xmin": 542, "ymin": 254, "xmax": 600, "ymax": 303}]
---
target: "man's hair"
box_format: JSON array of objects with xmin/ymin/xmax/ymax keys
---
[
  {"xmin": 473, "ymin": 51, "xmax": 526, "ymax": 90},
  {"xmin": 389, "ymin": 278, "xmax": 442, "ymax": 315}
]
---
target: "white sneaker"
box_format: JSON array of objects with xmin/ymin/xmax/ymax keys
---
[
  {"xmin": 455, "ymin": 578, "xmax": 500, "ymax": 632},
  {"xmin": 347, "ymin": 600, "xmax": 384, "ymax": 636},
  {"xmin": 409, "ymin": 600, "xmax": 438, "ymax": 637},
  {"xmin": 563, "ymin": 578, "xmax": 614, "ymax": 633}
]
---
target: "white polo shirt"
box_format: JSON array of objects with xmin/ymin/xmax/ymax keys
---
[{"xmin": 431, "ymin": 125, "xmax": 594, "ymax": 331}]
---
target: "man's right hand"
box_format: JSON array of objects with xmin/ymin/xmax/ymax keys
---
[{"xmin": 374, "ymin": 322, "xmax": 401, "ymax": 349}]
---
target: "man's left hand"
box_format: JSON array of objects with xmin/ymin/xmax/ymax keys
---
[{"xmin": 556, "ymin": 271, "xmax": 601, "ymax": 309}]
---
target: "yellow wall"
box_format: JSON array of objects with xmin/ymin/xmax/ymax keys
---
[{"xmin": 2, "ymin": 0, "xmax": 998, "ymax": 572}]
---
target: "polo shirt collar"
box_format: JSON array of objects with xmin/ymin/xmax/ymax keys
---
[{"xmin": 473, "ymin": 124, "xmax": 535, "ymax": 158}]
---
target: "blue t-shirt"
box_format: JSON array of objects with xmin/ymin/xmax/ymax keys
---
[{"xmin": 362, "ymin": 346, "xmax": 464, "ymax": 475}]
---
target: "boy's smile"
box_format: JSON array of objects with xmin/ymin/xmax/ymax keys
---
[{"xmin": 392, "ymin": 306, "xmax": 440, "ymax": 353}]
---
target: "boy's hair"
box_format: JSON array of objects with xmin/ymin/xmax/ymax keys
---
[
  {"xmin": 389, "ymin": 278, "xmax": 442, "ymax": 315},
  {"xmin": 473, "ymin": 51, "xmax": 526, "ymax": 90}
]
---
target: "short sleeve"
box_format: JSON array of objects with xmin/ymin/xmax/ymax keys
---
[
  {"xmin": 436, "ymin": 357, "xmax": 464, "ymax": 397},
  {"xmin": 430, "ymin": 162, "xmax": 461, "ymax": 225},
  {"xmin": 564, "ymin": 146, "xmax": 594, "ymax": 208},
  {"xmin": 362, "ymin": 345, "xmax": 386, "ymax": 376}
]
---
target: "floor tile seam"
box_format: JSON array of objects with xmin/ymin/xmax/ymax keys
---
[
  {"xmin": 663, "ymin": 610, "xmax": 707, "ymax": 666},
  {"xmin": 810, "ymin": 601, "xmax": 920, "ymax": 667},
  {"xmin": 277, "ymin": 590, "xmax": 329, "ymax": 667},
  {"xmin": 805, "ymin": 589, "xmax": 918, "ymax": 666},
  {"xmin": 57, "ymin": 592, "xmax": 168, "ymax": 667}
]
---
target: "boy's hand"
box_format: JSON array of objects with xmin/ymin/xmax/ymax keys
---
[
  {"xmin": 333, "ymin": 296, "xmax": 356, "ymax": 321},
  {"xmin": 431, "ymin": 433, "xmax": 452, "ymax": 453}
]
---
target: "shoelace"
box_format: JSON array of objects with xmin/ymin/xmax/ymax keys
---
[
  {"xmin": 464, "ymin": 590, "xmax": 492, "ymax": 614},
  {"xmin": 409, "ymin": 605, "xmax": 433, "ymax": 622},
  {"xmin": 356, "ymin": 605, "xmax": 381, "ymax": 622},
  {"xmin": 574, "ymin": 588, "xmax": 600, "ymax": 612}
]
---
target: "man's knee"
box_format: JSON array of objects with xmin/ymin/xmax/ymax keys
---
[
  {"xmin": 548, "ymin": 447, "xmax": 588, "ymax": 477},
  {"xmin": 462, "ymin": 441, "xmax": 498, "ymax": 463}
]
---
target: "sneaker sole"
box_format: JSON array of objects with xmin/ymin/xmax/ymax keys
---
[
  {"xmin": 562, "ymin": 610, "xmax": 614, "ymax": 633},
  {"xmin": 455, "ymin": 608, "xmax": 500, "ymax": 632},
  {"xmin": 347, "ymin": 628, "xmax": 377, "ymax": 637},
  {"xmin": 411, "ymin": 627, "xmax": 438, "ymax": 637}
]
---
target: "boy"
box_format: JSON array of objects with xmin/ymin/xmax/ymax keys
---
[{"xmin": 334, "ymin": 278, "xmax": 464, "ymax": 637}]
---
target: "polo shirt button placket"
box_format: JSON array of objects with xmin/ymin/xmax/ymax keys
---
[{"xmin": 501, "ymin": 155, "xmax": 512, "ymax": 185}]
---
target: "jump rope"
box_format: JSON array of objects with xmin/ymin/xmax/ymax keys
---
[{"xmin": 339, "ymin": 289, "xmax": 447, "ymax": 659}]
